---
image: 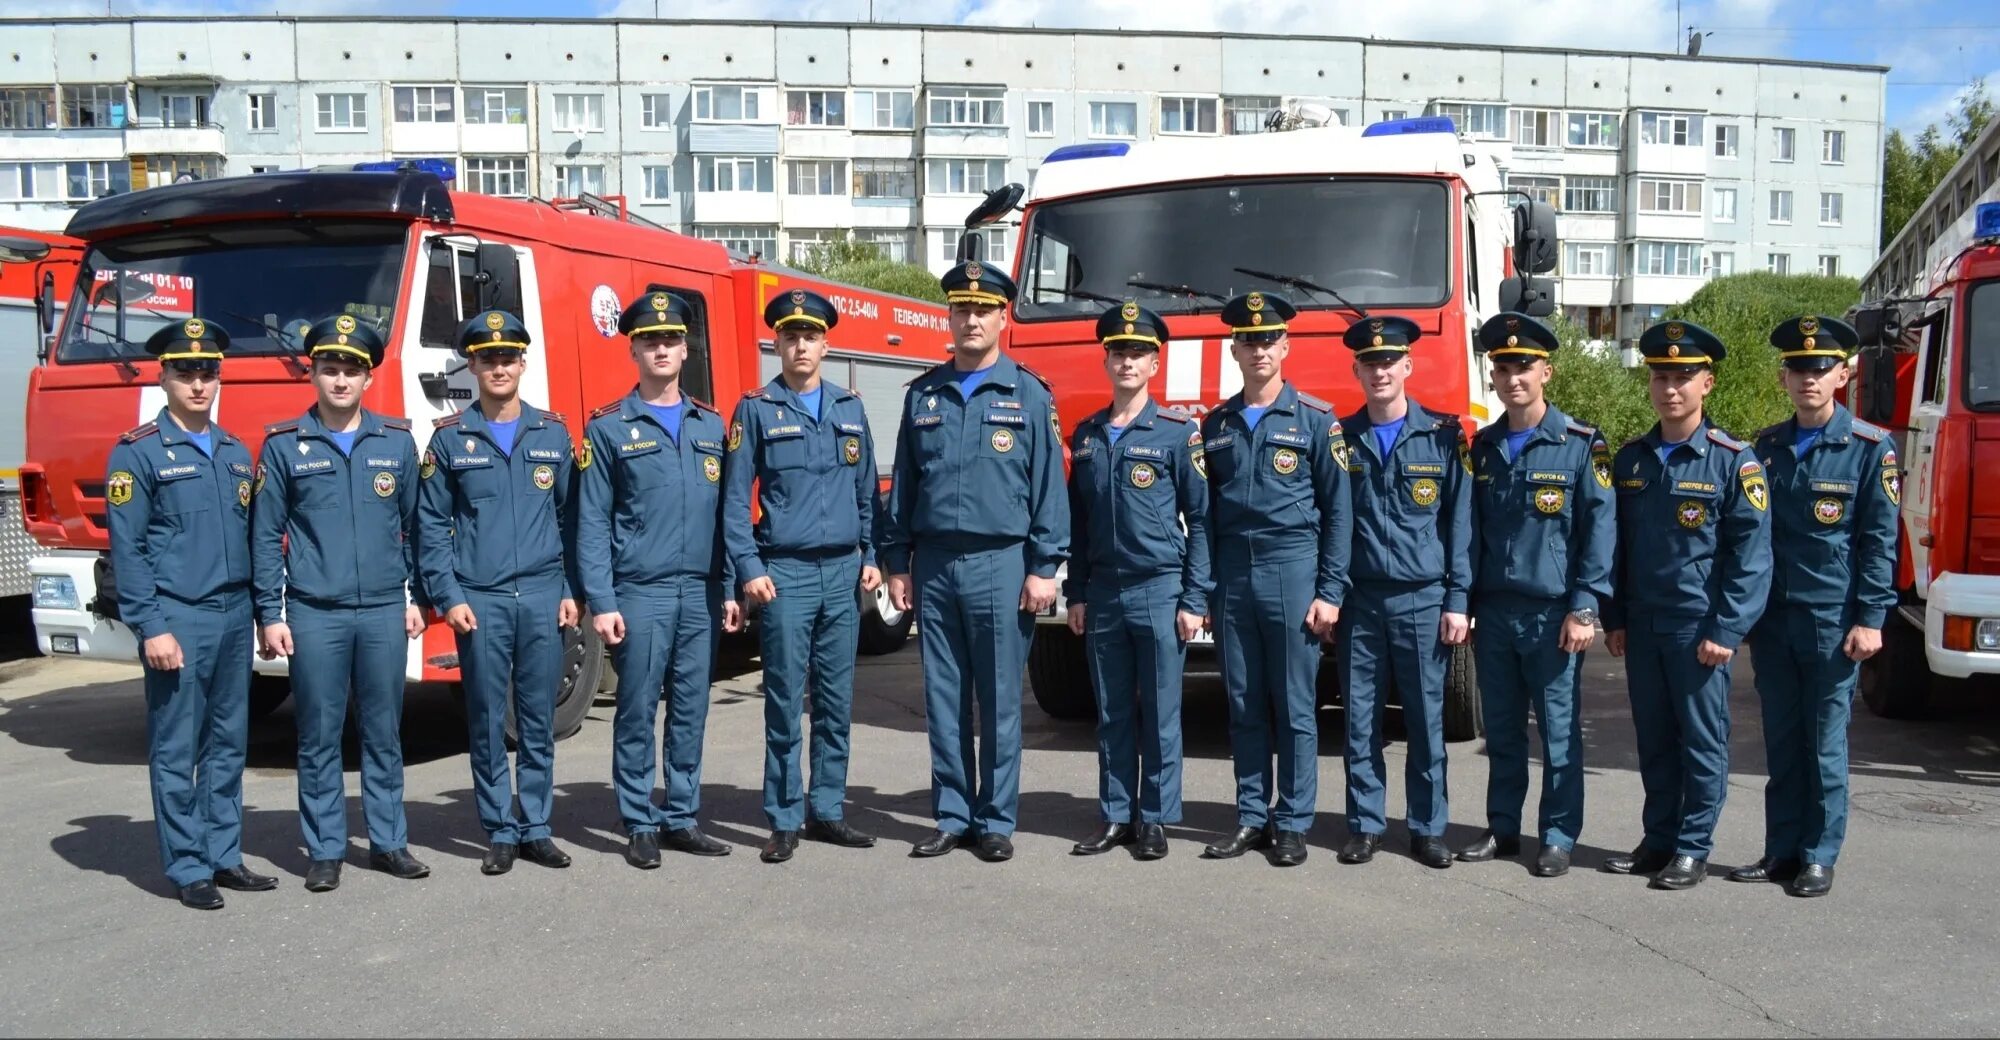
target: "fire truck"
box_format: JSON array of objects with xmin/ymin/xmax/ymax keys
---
[
  {"xmin": 1847, "ymin": 113, "xmax": 2000, "ymax": 719},
  {"xmin": 0, "ymin": 227, "xmax": 80, "ymax": 600},
  {"xmin": 20, "ymin": 163, "xmax": 948, "ymax": 740},
  {"xmin": 968, "ymin": 114, "xmax": 1560, "ymax": 741}
]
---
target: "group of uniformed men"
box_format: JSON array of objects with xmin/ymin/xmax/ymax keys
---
[{"xmin": 109, "ymin": 258, "xmax": 1895, "ymax": 911}]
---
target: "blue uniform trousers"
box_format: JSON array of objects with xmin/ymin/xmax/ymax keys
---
[
  {"xmin": 143, "ymin": 595, "xmax": 254, "ymax": 887},
  {"xmin": 1626, "ymin": 614, "xmax": 1733, "ymax": 858},
  {"xmin": 1472, "ymin": 602, "xmax": 1585, "ymax": 850},
  {"xmin": 1085, "ymin": 573, "xmax": 1187, "ymax": 825},
  {"xmin": 457, "ymin": 586, "xmax": 561, "ymax": 845},
  {"xmin": 289, "ymin": 600, "xmax": 409, "ymax": 859},
  {"xmin": 610, "ymin": 577, "xmax": 719, "ymax": 834},
  {"xmin": 760, "ymin": 551, "xmax": 862, "ymax": 831},
  {"xmin": 1341, "ymin": 583, "xmax": 1449, "ymax": 837},
  {"xmin": 1213, "ymin": 550, "xmax": 1320, "ymax": 831},
  {"xmin": 914, "ymin": 540, "xmax": 1031, "ymax": 838},
  {"xmin": 1749, "ymin": 604, "xmax": 1856, "ymax": 867}
]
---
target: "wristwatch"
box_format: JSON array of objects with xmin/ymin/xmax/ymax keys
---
[{"xmin": 1568, "ymin": 607, "xmax": 1599, "ymax": 626}]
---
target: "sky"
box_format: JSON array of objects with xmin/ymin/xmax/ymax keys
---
[{"xmin": 25, "ymin": 0, "xmax": 2000, "ymax": 133}]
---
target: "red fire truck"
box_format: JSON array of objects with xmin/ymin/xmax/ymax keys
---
[
  {"xmin": 1848, "ymin": 113, "xmax": 2000, "ymax": 719},
  {"xmin": 970, "ymin": 114, "xmax": 1560, "ymax": 741},
  {"xmin": 20, "ymin": 164, "xmax": 948, "ymax": 740},
  {"xmin": 0, "ymin": 227, "xmax": 80, "ymax": 601}
]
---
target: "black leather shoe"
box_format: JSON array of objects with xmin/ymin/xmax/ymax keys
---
[
  {"xmin": 369, "ymin": 848, "xmax": 430, "ymax": 880},
  {"xmin": 1337, "ymin": 833, "xmax": 1384, "ymax": 864},
  {"xmin": 303, "ymin": 859, "xmax": 342, "ymax": 892},
  {"xmin": 1649, "ymin": 854, "xmax": 1707, "ymax": 890},
  {"xmin": 520, "ymin": 838, "xmax": 572, "ymax": 868},
  {"xmin": 1533, "ymin": 845, "xmax": 1571, "ymax": 878},
  {"xmin": 760, "ymin": 830, "xmax": 799, "ymax": 863},
  {"xmin": 1203, "ymin": 825, "xmax": 1273, "ymax": 859},
  {"xmin": 1413, "ymin": 835, "xmax": 1453, "ymax": 869},
  {"xmin": 1134, "ymin": 823, "xmax": 1169, "ymax": 860},
  {"xmin": 481, "ymin": 842, "xmax": 517, "ymax": 876},
  {"xmin": 975, "ymin": 833, "xmax": 1015, "ymax": 862},
  {"xmin": 178, "ymin": 879, "xmax": 223, "ymax": 910},
  {"xmin": 1602, "ymin": 845, "xmax": 1674, "ymax": 875},
  {"xmin": 1072, "ymin": 822, "xmax": 1136, "ymax": 856},
  {"xmin": 213, "ymin": 864, "xmax": 278, "ymax": 892},
  {"xmin": 804, "ymin": 817, "xmax": 877, "ymax": 848},
  {"xmin": 1787, "ymin": 864, "xmax": 1834, "ymax": 897},
  {"xmin": 911, "ymin": 829, "xmax": 961, "ymax": 858},
  {"xmin": 663, "ymin": 827, "xmax": 731, "ymax": 857},
  {"xmin": 1271, "ymin": 830, "xmax": 1308, "ymax": 866},
  {"xmin": 1454, "ymin": 831, "xmax": 1522, "ymax": 862},
  {"xmin": 1726, "ymin": 856, "xmax": 1801, "ymax": 884},
  {"xmin": 625, "ymin": 831, "xmax": 662, "ymax": 870}
]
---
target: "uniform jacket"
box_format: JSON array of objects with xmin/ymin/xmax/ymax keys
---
[
  {"xmin": 104, "ymin": 408, "xmax": 255, "ymax": 639},
  {"xmin": 415, "ymin": 401, "xmax": 577, "ymax": 611},
  {"xmin": 1468, "ymin": 404, "xmax": 1617, "ymax": 613},
  {"xmin": 574, "ymin": 389, "xmax": 733, "ymax": 615},
  {"xmin": 721, "ymin": 377, "xmax": 876, "ymax": 584},
  {"xmin": 1200, "ymin": 382, "xmax": 1352, "ymax": 605},
  {"xmin": 1063, "ymin": 397, "xmax": 1213, "ymax": 614},
  {"xmin": 1341, "ymin": 399, "xmax": 1474, "ymax": 612},
  {"xmin": 1752, "ymin": 404, "xmax": 1899, "ymax": 628}
]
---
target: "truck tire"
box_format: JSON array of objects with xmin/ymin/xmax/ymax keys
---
[
  {"xmin": 1441, "ymin": 640, "xmax": 1482, "ymax": 742},
  {"xmin": 1861, "ymin": 610, "xmax": 1929, "ymax": 719},
  {"xmin": 496, "ymin": 621, "xmax": 604, "ymax": 746},
  {"xmin": 248, "ymin": 675, "xmax": 291, "ymax": 721},
  {"xmin": 1028, "ymin": 625, "xmax": 1096, "ymax": 720},
  {"xmin": 857, "ymin": 581, "xmax": 914, "ymax": 655}
]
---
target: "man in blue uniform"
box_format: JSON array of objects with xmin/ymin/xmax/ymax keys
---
[
  {"xmin": 880, "ymin": 260, "xmax": 1069, "ymax": 862},
  {"xmin": 1064, "ymin": 302, "xmax": 1212, "ymax": 861},
  {"xmin": 252, "ymin": 315, "xmax": 429, "ymax": 892},
  {"xmin": 1336, "ymin": 315, "xmax": 1474, "ymax": 870},
  {"xmin": 723, "ymin": 289, "xmax": 880, "ymax": 864},
  {"xmin": 1457, "ymin": 312, "xmax": 1616, "ymax": 878},
  {"xmin": 1198, "ymin": 292, "xmax": 1351, "ymax": 868},
  {"xmin": 1603, "ymin": 319, "xmax": 1772, "ymax": 890},
  {"xmin": 1732, "ymin": 316, "xmax": 1898, "ymax": 898},
  {"xmin": 577, "ymin": 291, "xmax": 741, "ymax": 869},
  {"xmin": 416, "ymin": 309, "xmax": 580, "ymax": 876},
  {"xmin": 107, "ymin": 317, "xmax": 275, "ymax": 910}
]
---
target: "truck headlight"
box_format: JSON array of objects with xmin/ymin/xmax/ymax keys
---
[
  {"xmin": 1977, "ymin": 619, "xmax": 2000, "ymax": 651},
  {"xmin": 32, "ymin": 575, "xmax": 79, "ymax": 611}
]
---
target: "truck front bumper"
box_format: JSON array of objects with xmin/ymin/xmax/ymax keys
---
[{"xmin": 1923, "ymin": 572, "xmax": 2000, "ymax": 678}]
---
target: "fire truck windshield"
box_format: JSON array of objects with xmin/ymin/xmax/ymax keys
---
[
  {"xmin": 56, "ymin": 220, "xmax": 407, "ymax": 364},
  {"xmin": 1970, "ymin": 279, "xmax": 2000, "ymax": 409},
  {"xmin": 1015, "ymin": 177, "xmax": 1450, "ymax": 322}
]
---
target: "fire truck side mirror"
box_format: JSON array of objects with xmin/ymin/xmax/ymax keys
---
[
  {"xmin": 1498, "ymin": 276, "xmax": 1557, "ymax": 318},
  {"xmin": 36, "ymin": 270, "xmax": 56, "ymax": 340},
  {"xmin": 1857, "ymin": 346, "xmax": 1898, "ymax": 424},
  {"xmin": 1512, "ymin": 201, "xmax": 1558, "ymax": 275},
  {"xmin": 962, "ymin": 183, "xmax": 1025, "ymax": 230}
]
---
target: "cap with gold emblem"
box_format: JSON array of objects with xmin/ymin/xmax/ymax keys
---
[
  {"xmin": 761, "ymin": 287, "xmax": 840, "ymax": 332},
  {"xmin": 1094, "ymin": 299, "xmax": 1170, "ymax": 351},
  {"xmin": 1220, "ymin": 291, "xmax": 1297, "ymax": 343},
  {"xmin": 939, "ymin": 259, "xmax": 1017, "ymax": 306},
  {"xmin": 1341, "ymin": 315, "xmax": 1423, "ymax": 361},
  {"xmin": 455, "ymin": 309, "xmax": 531, "ymax": 359},
  {"xmin": 145, "ymin": 316, "xmax": 230, "ymax": 371},
  {"xmin": 1637, "ymin": 318, "xmax": 1727, "ymax": 370},
  {"xmin": 1475, "ymin": 311, "xmax": 1560, "ymax": 362},
  {"xmin": 1769, "ymin": 314, "xmax": 1857, "ymax": 371},
  {"xmin": 618, "ymin": 291, "xmax": 693, "ymax": 338},
  {"xmin": 302, "ymin": 313, "xmax": 386, "ymax": 368}
]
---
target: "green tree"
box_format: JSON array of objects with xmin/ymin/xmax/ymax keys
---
[
  {"xmin": 1882, "ymin": 77, "xmax": 1994, "ymax": 245},
  {"xmin": 1545, "ymin": 314, "xmax": 1653, "ymax": 447},
  {"xmin": 1666, "ymin": 271, "xmax": 1863, "ymax": 438},
  {"xmin": 791, "ymin": 233, "xmax": 948, "ymax": 304}
]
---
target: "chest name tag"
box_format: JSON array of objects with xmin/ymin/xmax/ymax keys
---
[
  {"xmin": 451, "ymin": 454, "xmax": 493, "ymax": 468},
  {"xmin": 985, "ymin": 412, "xmax": 1026, "ymax": 425},
  {"xmin": 989, "ymin": 399, "xmax": 1022, "ymax": 409},
  {"xmin": 1809, "ymin": 479, "xmax": 1857, "ymax": 494},
  {"xmin": 1268, "ymin": 432, "xmax": 1309, "ymax": 448},
  {"xmin": 1205, "ymin": 433, "xmax": 1235, "ymax": 450},
  {"xmin": 912, "ymin": 414, "xmax": 944, "ymax": 427},
  {"xmin": 619, "ymin": 440, "xmax": 661, "ymax": 455},
  {"xmin": 227, "ymin": 461, "xmax": 253, "ymax": 478},
  {"xmin": 1618, "ymin": 479, "xmax": 1645, "ymax": 490},
  {"xmin": 765, "ymin": 425, "xmax": 804, "ymax": 438},
  {"xmin": 1072, "ymin": 446, "xmax": 1097, "ymax": 461},
  {"xmin": 1675, "ymin": 480, "xmax": 1719, "ymax": 494},
  {"xmin": 1527, "ymin": 470, "xmax": 1571, "ymax": 485},
  {"xmin": 834, "ymin": 421, "xmax": 865, "ymax": 435},
  {"xmin": 525, "ymin": 448, "xmax": 564, "ymax": 463},
  {"xmin": 364, "ymin": 457, "xmax": 402, "ymax": 470},
  {"xmin": 290, "ymin": 458, "xmax": 335, "ymax": 476},
  {"xmin": 694, "ymin": 440, "xmax": 724, "ymax": 453},
  {"xmin": 155, "ymin": 463, "xmax": 199, "ymax": 481},
  {"xmin": 1403, "ymin": 462, "xmax": 1446, "ymax": 476},
  {"xmin": 1124, "ymin": 445, "xmax": 1165, "ymax": 460}
]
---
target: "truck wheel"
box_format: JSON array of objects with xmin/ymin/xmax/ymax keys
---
[
  {"xmin": 503, "ymin": 622, "xmax": 605, "ymax": 746},
  {"xmin": 1028, "ymin": 625, "xmax": 1096, "ymax": 720},
  {"xmin": 1861, "ymin": 611, "xmax": 1929, "ymax": 719},
  {"xmin": 1441, "ymin": 640, "xmax": 1482, "ymax": 742},
  {"xmin": 857, "ymin": 581, "xmax": 914, "ymax": 655},
  {"xmin": 248, "ymin": 676, "xmax": 291, "ymax": 721}
]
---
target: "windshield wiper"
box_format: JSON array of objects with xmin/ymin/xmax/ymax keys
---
[
  {"xmin": 70, "ymin": 317, "xmax": 141, "ymax": 377},
  {"xmin": 1233, "ymin": 266, "xmax": 1372, "ymax": 320},
  {"xmin": 1126, "ymin": 279, "xmax": 1228, "ymax": 304},
  {"xmin": 216, "ymin": 306, "xmax": 310, "ymax": 375},
  {"xmin": 1046, "ymin": 287, "xmax": 1124, "ymax": 306}
]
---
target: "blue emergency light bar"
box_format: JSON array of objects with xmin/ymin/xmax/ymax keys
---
[
  {"xmin": 1362, "ymin": 116, "xmax": 1458, "ymax": 137},
  {"xmin": 1977, "ymin": 201, "xmax": 2000, "ymax": 241},
  {"xmin": 351, "ymin": 158, "xmax": 457, "ymax": 181},
  {"xmin": 1042, "ymin": 142, "xmax": 1132, "ymax": 164}
]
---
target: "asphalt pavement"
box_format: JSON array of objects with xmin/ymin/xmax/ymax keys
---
[{"xmin": 1, "ymin": 633, "xmax": 1997, "ymax": 1037}]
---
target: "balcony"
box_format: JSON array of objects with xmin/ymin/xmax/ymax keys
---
[{"xmin": 123, "ymin": 118, "xmax": 224, "ymax": 157}]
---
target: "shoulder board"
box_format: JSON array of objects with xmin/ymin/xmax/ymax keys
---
[
  {"xmin": 1564, "ymin": 419, "xmax": 1598, "ymax": 439},
  {"xmin": 381, "ymin": 416, "xmax": 411, "ymax": 431},
  {"xmin": 1851, "ymin": 420, "xmax": 1886, "ymax": 443},
  {"xmin": 1706, "ymin": 428, "xmax": 1746, "ymax": 451},
  {"xmin": 1295, "ymin": 392, "xmax": 1331, "ymax": 413},
  {"xmin": 742, "ymin": 387, "xmax": 768, "ymax": 400},
  {"xmin": 686, "ymin": 398, "xmax": 715, "ymax": 415},
  {"xmin": 433, "ymin": 414, "xmax": 461, "ymax": 429},
  {"xmin": 1755, "ymin": 422, "xmax": 1786, "ymax": 442},
  {"xmin": 118, "ymin": 421, "xmax": 159, "ymax": 444},
  {"xmin": 1015, "ymin": 362, "xmax": 1053, "ymax": 392},
  {"xmin": 590, "ymin": 400, "xmax": 623, "ymax": 420},
  {"xmin": 541, "ymin": 409, "xmax": 569, "ymax": 425},
  {"xmin": 1156, "ymin": 407, "xmax": 1194, "ymax": 425},
  {"xmin": 263, "ymin": 419, "xmax": 299, "ymax": 436}
]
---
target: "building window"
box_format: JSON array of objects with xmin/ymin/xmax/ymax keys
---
[
  {"xmin": 852, "ymin": 88, "xmax": 915, "ymax": 130},
  {"xmin": 696, "ymin": 224, "xmax": 778, "ymax": 259},
  {"xmin": 1774, "ymin": 126, "xmax": 1796, "ymax": 161},
  {"xmin": 786, "ymin": 229, "xmax": 849, "ymax": 264},
  {"xmin": 1819, "ymin": 191, "xmax": 1844, "ymax": 225},
  {"xmin": 0, "ymin": 88, "xmax": 54, "ymax": 130},
  {"xmin": 1507, "ymin": 175, "xmax": 1559, "ymax": 207},
  {"xmin": 159, "ymin": 93, "xmax": 209, "ymax": 128},
  {"xmin": 1769, "ymin": 189, "xmax": 1794, "ymax": 223},
  {"xmin": 464, "ymin": 86, "xmax": 527, "ymax": 125},
  {"xmin": 1564, "ymin": 111, "xmax": 1620, "ymax": 149},
  {"xmin": 1160, "ymin": 96, "xmax": 1218, "ymax": 135},
  {"xmin": 1638, "ymin": 111, "xmax": 1702, "ymax": 146},
  {"xmin": 933, "ymin": 226, "xmax": 1007, "ymax": 266},
  {"xmin": 1379, "ymin": 108, "xmax": 1408, "ymax": 121},
  {"xmin": 1026, "ymin": 99, "xmax": 1054, "ymax": 137},
  {"xmin": 640, "ymin": 94, "xmax": 672, "ymax": 129},
  {"xmin": 1224, "ymin": 95, "xmax": 1279, "ymax": 134},
  {"xmin": 1768, "ymin": 252, "xmax": 1792, "ymax": 275},
  {"xmin": 927, "ymin": 86, "xmax": 1005, "ymax": 128},
  {"xmin": 854, "ymin": 228, "xmax": 914, "ymax": 264},
  {"xmin": 1711, "ymin": 187, "xmax": 1737, "ymax": 222},
  {"xmin": 0, "ymin": 162, "xmax": 53, "ymax": 200},
  {"xmin": 1431, "ymin": 102, "xmax": 1506, "ymax": 138},
  {"xmin": 1706, "ymin": 251, "xmax": 1735, "ymax": 277},
  {"xmin": 1823, "ymin": 129, "xmax": 1846, "ymax": 164},
  {"xmin": 1510, "ymin": 108, "xmax": 1559, "ymax": 148},
  {"xmin": 926, "ymin": 157, "xmax": 1006, "ymax": 195},
  {"xmin": 853, "ymin": 158, "xmax": 916, "ymax": 200},
  {"xmin": 1, "ymin": 160, "xmax": 124, "ymax": 200},
  {"xmin": 247, "ymin": 92, "xmax": 276, "ymax": 131},
  {"xmin": 145, "ymin": 154, "xmax": 223, "ymax": 186},
  {"xmin": 1634, "ymin": 241, "xmax": 1701, "ymax": 277},
  {"xmin": 315, "ymin": 92, "xmax": 366, "ymax": 131},
  {"xmin": 1713, "ymin": 123, "xmax": 1738, "ymax": 157},
  {"xmin": 392, "ymin": 86, "xmax": 454, "ymax": 124},
  {"xmin": 249, "ymin": 165, "xmax": 280, "ymax": 175},
  {"xmin": 1088, "ymin": 101, "xmax": 1138, "ymax": 139},
  {"xmin": 693, "ymin": 84, "xmax": 766, "ymax": 123},
  {"xmin": 67, "ymin": 159, "xmax": 127, "ymax": 198},
  {"xmin": 1562, "ymin": 241, "xmax": 1616, "ymax": 277},
  {"xmin": 552, "ymin": 164, "xmax": 604, "ymax": 197},
  {"xmin": 786, "ymin": 159, "xmax": 847, "ymax": 196},
  {"xmin": 785, "ymin": 90, "xmax": 846, "ymax": 128},
  {"xmin": 552, "ymin": 93, "xmax": 604, "ymax": 133},
  {"xmin": 1819, "ymin": 254, "xmax": 1841, "ymax": 277},
  {"xmin": 641, "ymin": 165, "xmax": 672, "ymax": 202},
  {"xmin": 1562, "ymin": 175, "xmax": 1617, "ymax": 214},
  {"xmin": 62, "ymin": 84, "xmax": 124, "ymax": 128},
  {"xmin": 1638, "ymin": 179, "xmax": 1702, "ymax": 215},
  {"xmin": 696, "ymin": 155, "xmax": 775, "ymax": 193},
  {"xmin": 463, "ymin": 156, "xmax": 529, "ymax": 197}
]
